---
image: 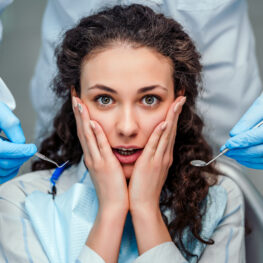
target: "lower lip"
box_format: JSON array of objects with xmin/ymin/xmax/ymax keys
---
[{"xmin": 113, "ymin": 149, "xmax": 143, "ymax": 164}]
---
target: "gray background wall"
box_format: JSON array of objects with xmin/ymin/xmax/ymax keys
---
[{"xmin": 0, "ymin": 0, "xmax": 262, "ymax": 194}]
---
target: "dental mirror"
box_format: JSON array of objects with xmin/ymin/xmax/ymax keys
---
[{"xmin": 190, "ymin": 120, "xmax": 263, "ymax": 167}]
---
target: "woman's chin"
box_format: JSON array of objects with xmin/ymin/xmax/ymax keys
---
[{"xmin": 122, "ymin": 163, "xmax": 134, "ymax": 180}]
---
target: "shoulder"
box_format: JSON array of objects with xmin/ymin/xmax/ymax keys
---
[
  {"xmin": 0, "ymin": 164, "xmax": 81, "ymax": 209},
  {"xmin": 217, "ymin": 175, "xmax": 244, "ymax": 206},
  {"xmin": 215, "ymin": 175, "xmax": 245, "ymax": 226},
  {"xmin": 204, "ymin": 173, "xmax": 244, "ymax": 211},
  {"xmin": 0, "ymin": 169, "xmax": 53, "ymax": 205}
]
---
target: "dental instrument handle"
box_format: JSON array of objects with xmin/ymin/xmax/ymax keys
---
[
  {"xmin": 206, "ymin": 148, "xmax": 229, "ymax": 165},
  {"xmin": 0, "ymin": 135, "xmax": 60, "ymax": 167},
  {"xmin": 210, "ymin": 119, "xmax": 263, "ymax": 164},
  {"xmin": 35, "ymin": 152, "xmax": 60, "ymax": 168}
]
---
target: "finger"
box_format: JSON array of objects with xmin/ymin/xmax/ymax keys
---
[
  {"xmin": 156, "ymin": 96, "xmax": 185, "ymax": 160},
  {"xmin": 89, "ymin": 120, "xmax": 115, "ymax": 160},
  {"xmin": 0, "ymin": 168, "xmax": 19, "ymax": 184},
  {"xmin": 167, "ymin": 97, "xmax": 186, "ymax": 156},
  {"xmin": 231, "ymin": 156, "xmax": 263, "ymax": 164},
  {"xmin": 141, "ymin": 121, "xmax": 168, "ymax": 158},
  {"xmin": 0, "ymin": 157, "xmax": 30, "ymax": 170},
  {"xmin": 0, "ymin": 166, "xmax": 19, "ymax": 175},
  {"xmin": 0, "ymin": 102, "xmax": 26, "ymax": 143},
  {"xmin": 0, "ymin": 140, "xmax": 37, "ymax": 158},
  {"xmin": 225, "ymin": 126, "xmax": 263, "ymax": 149},
  {"xmin": 236, "ymin": 160, "xmax": 263, "ymax": 170},
  {"xmin": 225, "ymin": 144, "xmax": 263, "ymax": 158},
  {"xmin": 72, "ymin": 96, "xmax": 90, "ymax": 158},
  {"xmin": 75, "ymin": 97, "xmax": 101, "ymax": 161},
  {"xmin": 230, "ymin": 94, "xmax": 263, "ymax": 136}
]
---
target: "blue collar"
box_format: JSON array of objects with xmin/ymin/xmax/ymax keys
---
[{"xmin": 49, "ymin": 163, "xmax": 71, "ymax": 199}]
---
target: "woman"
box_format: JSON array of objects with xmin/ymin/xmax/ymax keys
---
[{"xmin": 0, "ymin": 4, "xmax": 245, "ymax": 263}]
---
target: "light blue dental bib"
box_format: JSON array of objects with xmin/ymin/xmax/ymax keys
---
[{"xmin": 25, "ymin": 171, "xmax": 227, "ymax": 263}]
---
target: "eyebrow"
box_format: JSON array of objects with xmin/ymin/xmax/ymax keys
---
[{"xmin": 87, "ymin": 84, "xmax": 168, "ymax": 94}]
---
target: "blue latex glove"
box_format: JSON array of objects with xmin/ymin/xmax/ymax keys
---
[
  {"xmin": 221, "ymin": 94, "xmax": 263, "ymax": 169},
  {"xmin": 0, "ymin": 102, "xmax": 37, "ymax": 183}
]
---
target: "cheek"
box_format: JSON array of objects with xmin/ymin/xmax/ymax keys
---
[
  {"xmin": 86, "ymin": 102, "xmax": 170, "ymax": 143},
  {"xmin": 88, "ymin": 110, "xmax": 113, "ymax": 137},
  {"xmin": 140, "ymin": 109, "xmax": 168, "ymax": 136}
]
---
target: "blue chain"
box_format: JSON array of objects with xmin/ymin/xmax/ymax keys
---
[{"xmin": 49, "ymin": 163, "xmax": 71, "ymax": 199}]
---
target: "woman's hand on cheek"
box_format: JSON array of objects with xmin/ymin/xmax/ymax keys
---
[
  {"xmin": 72, "ymin": 96, "xmax": 129, "ymax": 214},
  {"xmin": 128, "ymin": 96, "xmax": 186, "ymax": 214}
]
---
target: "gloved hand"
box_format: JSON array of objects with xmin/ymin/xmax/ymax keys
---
[
  {"xmin": 221, "ymin": 94, "xmax": 263, "ymax": 169},
  {"xmin": 0, "ymin": 102, "xmax": 37, "ymax": 183}
]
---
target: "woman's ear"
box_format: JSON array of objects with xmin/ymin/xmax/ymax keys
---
[
  {"xmin": 71, "ymin": 86, "xmax": 78, "ymax": 97},
  {"xmin": 176, "ymin": 89, "xmax": 185, "ymax": 97}
]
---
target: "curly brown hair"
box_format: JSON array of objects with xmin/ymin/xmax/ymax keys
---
[{"xmin": 32, "ymin": 4, "xmax": 219, "ymax": 260}]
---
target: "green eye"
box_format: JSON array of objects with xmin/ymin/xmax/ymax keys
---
[
  {"xmin": 94, "ymin": 94, "xmax": 162, "ymax": 108},
  {"xmin": 143, "ymin": 95, "xmax": 160, "ymax": 106},
  {"xmin": 95, "ymin": 95, "xmax": 113, "ymax": 106},
  {"xmin": 100, "ymin": 96, "xmax": 111, "ymax": 104}
]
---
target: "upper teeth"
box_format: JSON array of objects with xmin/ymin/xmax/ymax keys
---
[{"xmin": 118, "ymin": 148, "xmax": 136, "ymax": 151}]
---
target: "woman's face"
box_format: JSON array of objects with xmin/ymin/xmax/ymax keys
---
[{"xmin": 79, "ymin": 45, "xmax": 175, "ymax": 179}]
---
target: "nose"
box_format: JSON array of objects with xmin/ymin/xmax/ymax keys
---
[{"xmin": 116, "ymin": 106, "xmax": 139, "ymax": 138}]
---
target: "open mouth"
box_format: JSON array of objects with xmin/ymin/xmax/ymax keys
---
[
  {"xmin": 113, "ymin": 148, "xmax": 142, "ymax": 156},
  {"xmin": 112, "ymin": 148, "xmax": 144, "ymax": 164}
]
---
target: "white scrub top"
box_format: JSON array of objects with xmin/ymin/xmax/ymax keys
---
[
  {"xmin": 0, "ymin": 159, "xmax": 245, "ymax": 262},
  {"xmin": 27, "ymin": 0, "xmax": 262, "ymax": 151}
]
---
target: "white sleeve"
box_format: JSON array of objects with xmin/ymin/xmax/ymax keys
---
[
  {"xmin": 132, "ymin": 176, "xmax": 245, "ymax": 263},
  {"xmin": 133, "ymin": 242, "xmax": 187, "ymax": 263},
  {"xmin": 77, "ymin": 245, "xmax": 106, "ymax": 263}
]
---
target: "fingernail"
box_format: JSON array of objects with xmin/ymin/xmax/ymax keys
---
[
  {"xmin": 174, "ymin": 97, "xmax": 186, "ymax": 112},
  {"xmin": 179, "ymin": 96, "xmax": 186, "ymax": 105},
  {"xmin": 161, "ymin": 121, "xmax": 167, "ymax": 130},
  {"xmin": 77, "ymin": 103, "xmax": 83, "ymax": 113},
  {"xmin": 90, "ymin": 120, "xmax": 95, "ymax": 129},
  {"xmin": 72, "ymin": 96, "xmax": 78, "ymax": 108}
]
